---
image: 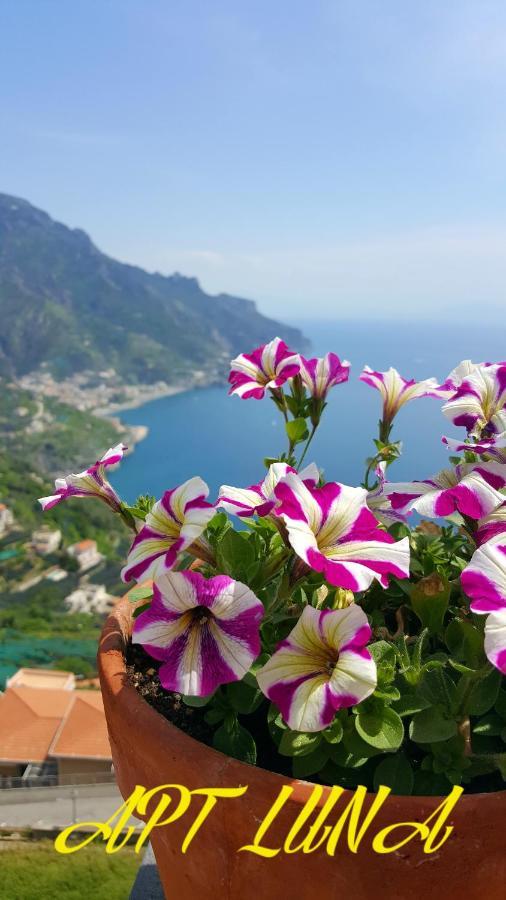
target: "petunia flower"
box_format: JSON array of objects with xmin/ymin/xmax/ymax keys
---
[
  {"xmin": 133, "ymin": 570, "xmax": 264, "ymax": 696},
  {"xmin": 274, "ymin": 472, "xmax": 410, "ymax": 591},
  {"xmin": 299, "ymin": 353, "xmax": 350, "ymax": 400},
  {"xmin": 476, "ymin": 503, "xmax": 506, "ymax": 546},
  {"xmin": 460, "ymin": 533, "xmax": 506, "ymax": 613},
  {"xmin": 382, "ymin": 461, "xmax": 506, "ymax": 521},
  {"xmin": 484, "ymin": 609, "xmax": 506, "ymax": 675},
  {"xmin": 121, "ymin": 477, "xmax": 214, "ymax": 582},
  {"xmin": 256, "ymin": 604, "xmax": 377, "ymax": 732},
  {"xmin": 442, "ymin": 418, "xmax": 506, "ymax": 463},
  {"xmin": 366, "ymin": 462, "xmax": 410, "ymax": 526},
  {"xmin": 360, "ymin": 366, "xmax": 447, "ymax": 428},
  {"xmin": 228, "ymin": 337, "xmax": 300, "ymax": 400},
  {"xmin": 38, "ymin": 443, "xmax": 126, "ymax": 512},
  {"xmin": 218, "ymin": 461, "xmax": 319, "ymax": 518},
  {"xmin": 442, "ymin": 363, "xmax": 506, "ymax": 438}
]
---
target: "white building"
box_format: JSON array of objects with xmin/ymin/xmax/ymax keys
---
[
  {"xmin": 64, "ymin": 583, "xmax": 113, "ymax": 615},
  {"xmin": 66, "ymin": 539, "xmax": 103, "ymax": 572},
  {"xmin": 0, "ymin": 504, "xmax": 14, "ymax": 537},
  {"xmin": 32, "ymin": 526, "xmax": 62, "ymax": 555}
]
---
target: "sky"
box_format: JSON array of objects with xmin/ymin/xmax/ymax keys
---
[{"xmin": 1, "ymin": 1, "xmax": 506, "ymax": 322}]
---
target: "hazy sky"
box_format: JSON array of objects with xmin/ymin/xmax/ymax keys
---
[{"xmin": 2, "ymin": 1, "xmax": 506, "ymax": 321}]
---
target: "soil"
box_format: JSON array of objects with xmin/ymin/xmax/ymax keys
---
[{"xmin": 125, "ymin": 640, "xmax": 292, "ymax": 776}]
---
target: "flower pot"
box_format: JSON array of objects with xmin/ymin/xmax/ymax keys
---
[{"xmin": 98, "ymin": 600, "xmax": 506, "ymax": 900}]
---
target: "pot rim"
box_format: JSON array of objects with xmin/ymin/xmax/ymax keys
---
[{"xmin": 98, "ymin": 597, "xmax": 506, "ymax": 807}]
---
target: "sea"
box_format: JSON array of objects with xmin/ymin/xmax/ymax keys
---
[{"xmin": 110, "ymin": 319, "xmax": 506, "ymax": 506}]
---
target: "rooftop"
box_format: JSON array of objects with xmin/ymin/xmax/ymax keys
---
[{"xmin": 7, "ymin": 668, "xmax": 75, "ymax": 691}]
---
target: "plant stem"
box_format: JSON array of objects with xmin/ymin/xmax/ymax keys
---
[{"xmin": 298, "ymin": 424, "xmax": 318, "ymax": 468}]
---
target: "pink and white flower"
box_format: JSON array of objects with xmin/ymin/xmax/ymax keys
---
[
  {"xmin": 133, "ymin": 571, "xmax": 263, "ymax": 696},
  {"xmin": 360, "ymin": 366, "xmax": 447, "ymax": 426},
  {"xmin": 443, "ymin": 420, "xmax": 506, "ymax": 463},
  {"xmin": 382, "ymin": 462, "xmax": 506, "ymax": 520},
  {"xmin": 121, "ymin": 477, "xmax": 214, "ymax": 582},
  {"xmin": 299, "ymin": 353, "xmax": 350, "ymax": 399},
  {"xmin": 228, "ymin": 337, "xmax": 300, "ymax": 400},
  {"xmin": 256, "ymin": 604, "xmax": 376, "ymax": 732},
  {"xmin": 38, "ymin": 443, "xmax": 126, "ymax": 512},
  {"xmin": 274, "ymin": 473, "xmax": 410, "ymax": 590},
  {"xmin": 442, "ymin": 363, "xmax": 506, "ymax": 437},
  {"xmin": 366, "ymin": 462, "xmax": 410, "ymax": 526},
  {"xmin": 476, "ymin": 503, "xmax": 506, "ymax": 546},
  {"xmin": 484, "ymin": 609, "xmax": 506, "ymax": 675},
  {"xmin": 217, "ymin": 461, "xmax": 319, "ymax": 518},
  {"xmin": 461, "ymin": 533, "xmax": 506, "ymax": 613}
]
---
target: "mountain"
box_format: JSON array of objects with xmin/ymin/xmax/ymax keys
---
[{"xmin": 0, "ymin": 193, "xmax": 307, "ymax": 384}]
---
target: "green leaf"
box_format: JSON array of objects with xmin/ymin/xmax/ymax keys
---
[
  {"xmin": 127, "ymin": 584, "xmax": 154, "ymax": 603},
  {"xmin": 323, "ymin": 718, "xmax": 344, "ymax": 744},
  {"xmin": 392, "ymin": 693, "xmax": 431, "ymax": 717},
  {"xmin": 373, "ymin": 754, "xmax": 414, "ymax": 795},
  {"xmin": 410, "ymin": 574, "xmax": 450, "ymax": 634},
  {"xmin": 182, "ymin": 693, "xmax": 215, "ymax": 708},
  {"xmin": 226, "ymin": 680, "xmax": 264, "ymax": 715},
  {"xmin": 472, "ymin": 713, "xmax": 504, "ymax": 737},
  {"xmin": 445, "ymin": 619, "xmax": 485, "ymax": 669},
  {"xmin": 355, "ymin": 706, "xmax": 404, "ymax": 751},
  {"xmin": 418, "ymin": 667, "xmax": 458, "ymax": 714},
  {"xmin": 285, "ymin": 417, "xmax": 309, "ymax": 445},
  {"xmin": 495, "ymin": 689, "xmax": 506, "ymax": 719},
  {"xmin": 292, "ymin": 744, "xmax": 329, "ymax": 778},
  {"xmin": 409, "ymin": 708, "xmax": 457, "ymax": 743},
  {"xmin": 212, "ymin": 721, "xmax": 257, "ymax": 764},
  {"xmin": 278, "ymin": 730, "xmax": 322, "ymax": 757},
  {"xmin": 216, "ymin": 528, "xmax": 255, "ymax": 576},
  {"xmin": 466, "ymin": 667, "xmax": 502, "ymax": 716}
]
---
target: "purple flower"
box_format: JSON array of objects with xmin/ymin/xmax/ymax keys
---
[
  {"xmin": 461, "ymin": 533, "xmax": 506, "ymax": 614},
  {"xmin": 121, "ymin": 477, "xmax": 214, "ymax": 583},
  {"xmin": 228, "ymin": 337, "xmax": 300, "ymax": 399},
  {"xmin": 256, "ymin": 604, "xmax": 377, "ymax": 732},
  {"xmin": 274, "ymin": 472, "xmax": 410, "ymax": 591},
  {"xmin": 133, "ymin": 570, "xmax": 264, "ymax": 696},
  {"xmin": 443, "ymin": 420, "xmax": 506, "ymax": 463},
  {"xmin": 360, "ymin": 366, "xmax": 447, "ymax": 427},
  {"xmin": 217, "ymin": 461, "xmax": 319, "ymax": 518},
  {"xmin": 299, "ymin": 352, "xmax": 350, "ymax": 399},
  {"xmin": 383, "ymin": 462, "xmax": 506, "ymax": 521},
  {"xmin": 442, "ymin": 363, "xmax": 506, "ymax": 437},
  {"xmin": 38, "ymin": 443, "xmax": 126, "ymax": 512}
]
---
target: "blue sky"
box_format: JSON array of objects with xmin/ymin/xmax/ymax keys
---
[{"xmin": 2, "ymin": 1, "xmax": 506, "ymax": 321}]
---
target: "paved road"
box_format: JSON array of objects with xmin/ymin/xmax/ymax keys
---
[{"xmin": 0, "ymin": 783, "xmax": 140, "ymax": 831}]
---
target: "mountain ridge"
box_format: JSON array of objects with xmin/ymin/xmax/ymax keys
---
[{"xmin": 0, "ymin": 192, "xmax": 307, "ymax": 384}]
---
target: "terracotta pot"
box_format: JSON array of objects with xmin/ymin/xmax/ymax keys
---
[{"xmin": 98, "ymin": 600, "xmax": 506, "ymax": 900}]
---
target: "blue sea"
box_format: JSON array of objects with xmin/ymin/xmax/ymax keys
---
[{"xmin": 110, "ymin": 320, "xmax": 506, "ymax": 506}]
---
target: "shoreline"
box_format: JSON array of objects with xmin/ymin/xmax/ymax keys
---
[{"xmin": 91, "ymin": 383, "xmax": 190, "ymax": 417}]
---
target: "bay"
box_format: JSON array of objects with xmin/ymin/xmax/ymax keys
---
[{"xmin": 110, "ymin": 319, "xmax": 506, "ymax": 505}]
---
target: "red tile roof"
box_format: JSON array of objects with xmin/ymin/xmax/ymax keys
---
[{"xmin": 0, "ymin": 686, "xmax": 112, "ymax": 764}]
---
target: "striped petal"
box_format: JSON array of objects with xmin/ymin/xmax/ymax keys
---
[
  {"xmin": 122, "ymin": 477, "xmax": 213, "ymax": 582},
  {"xmin": 38, "ymin": 443, "xmax": 126, "ymax": 511},
  {"xmin": 257, "ymin": 605, "xmax": 376, "ymax": 732},
  {"xmin": 275, "ymin": 472, "xmax": 410, "ymax": 590},
  {"xmin": 484, "ymin": 609, "xmax": 506, "ymax": 675},
  {"xmin": 133, "ymin": 571, "xmax": 264, "ymax": 696},
  {"xmin": 299, "ymin": 353, "xmax": 351, "ymax": 399},
  {"xmin": 229, "ymin": 337, "xmax": 300, "ymax": 399},
  {"xmin": 385, "ymin": 463, "xmax": 506, "ymax": 520},
  {"xmin": 461, "ymin": 534, "xmax": 506, "ymax": 613},
  {"xmin": 360, "ymin": 366, "xmax": 446, "ymax": 424},
  {"xmin": 442, "ymin": 364, "xmax": 506, "ymax": 435}
]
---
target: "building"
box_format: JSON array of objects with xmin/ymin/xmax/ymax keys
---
[
  {"xmin": 67, "ymin": 539, "xmax": 103, "ymax": 571},
  {"xmin": 0, "ymin": 668, "xmax": 112, "ymax": 785},
  {"xmin": 0, "ymin": 503, "xmax": 15, "ymax": 537},
  {"xmin": 64, "ymin": 583, "xmax": 113, "ymax": 615},
  {"xmin": 32, "ymin": 526, "xmax": 62, "ymax": 555},
  {"xmin": 7, "ymin": 668, "xmax": 75, "ymax": 691}
]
